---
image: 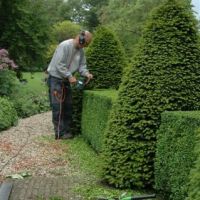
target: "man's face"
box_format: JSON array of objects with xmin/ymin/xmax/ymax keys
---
[
  {"xmin": 81, "ymin": 33, "xmax": 92, "ymax": 48},
  {"xmin": 76, "ymin": 32, "xmax": 92, "ymax": 49}
]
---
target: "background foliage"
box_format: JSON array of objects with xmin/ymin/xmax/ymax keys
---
[
  {"xmin": 100, "ymin": 0, "xmax": 192, "ymax": 57},
  {"xmin": 0, "ymin": 0, "xmax": 194, "ymax": 72},
  {"xmin": 63, "ymin": 0, "xmax": 108, "ymax": 30},
  {"xmin": 0, "ymin": 0, "xmax": 51, "ymax": 72},
  {"xmin": 99, "ymin": 0, "xmax": 164, "ymax": 56},
  {"xmin": 46, "ymin": 20, "xmax": 81, "ymax": 64}
]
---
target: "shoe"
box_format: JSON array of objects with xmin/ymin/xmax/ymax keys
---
[{"xmin": 60, "ymin": 133, "xmax": 74, "ymax": 139}]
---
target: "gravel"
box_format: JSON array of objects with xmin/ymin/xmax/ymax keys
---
[{"xmin": 0, "ymin": 111, "xmax": 73, "ymax": 183}]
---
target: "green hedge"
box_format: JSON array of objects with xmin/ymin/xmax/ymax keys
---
[
  {"xmin": 187, "ymin": 136, "xmax": 200, "ymax": 200},
  {"xmin": 101, "ymin": 0, "xmax": 200, "ymax": 188},
  {"xmin": 71, "ymin": 89, "xmax": 84, "ymax": 135},
  {"xmin": 155, "ymin": 111, "xmax": 200, "ymax": 200},
  {"xmin": 81, "ymin": 90, "xmax": 117, "ymax": 152},
  {"xmin": 0, "ymin": 97, "xmax": 18, "ymax": 131}
]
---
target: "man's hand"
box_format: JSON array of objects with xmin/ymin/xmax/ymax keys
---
[
  {"xmin": 68, "ymin": 76, "xmax": 77, "ymax": 84},
  {"xmin": 85, "ymin": 73, "xmax": 93, "ymax": 84},
  {"xmin": 86, "ymin": 73, "xmax": 93, "ymax": 79}
]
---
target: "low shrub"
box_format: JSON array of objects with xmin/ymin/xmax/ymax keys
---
[
  {"xmin": 11, "ymin": 89, "xmax": 50, "ymax": 118},
  {"xmin": 0, "ymin": 69, "xmax": 19, "ymax": 96},
  {"xmin": 155, "ymin": 111, "xmax": 200, "ymax": 200},
  {"xmin": 0, "ymin": 49, "xmax": 17, "ymax": 70},
  {"xmin": 0, "ymin": 97, "xmax": 18, "ymax": 131},
  {"xmin": 9, "ymin": 72, "xmax": 50, "ymax": 118},
  {"xmin": 0, "ymin": 49, "xmax": 19, "ymax": 97},
  {"xmin": 81, "ymin": 90, "xmax": 117, "ymax": 152}
]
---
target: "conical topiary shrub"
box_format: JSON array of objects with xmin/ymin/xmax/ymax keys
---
[
  {"xmin": 86, "ymin": 26, "xmax": 126, "ymax": 89},
  {"xmin": 102, "ymin": 0, "xmax": 200, "ymax": 188}
]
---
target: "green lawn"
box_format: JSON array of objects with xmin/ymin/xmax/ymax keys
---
[
  {"xmin": 62, "ymin": 137, "xmax": 158, "ymax": 200},
  {"xmin": 22, "ymin": 72, "xmax": 48, "ymax": 94}
]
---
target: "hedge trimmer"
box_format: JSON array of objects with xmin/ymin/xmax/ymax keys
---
[{"xmin": 72, "ymin": 76, "xmax": 91, "ymax": 90}]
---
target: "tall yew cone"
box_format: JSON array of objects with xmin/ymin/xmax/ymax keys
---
[
  {"xmin": 86, "ymin": 26, "xmax": 126, "ymax": 89},
  {"xmin": 102, "ymin": 0, "xmax": 200, "ymax": 188}
]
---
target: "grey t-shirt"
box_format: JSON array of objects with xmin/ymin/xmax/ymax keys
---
[{"xmin": 47, "ymin": 39, "xmax": 89, "ymax": 79}]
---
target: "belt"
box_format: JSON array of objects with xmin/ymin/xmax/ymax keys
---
[{"xmin": 49, "ymin": 75, "xmax": 70, "ymax": 85}]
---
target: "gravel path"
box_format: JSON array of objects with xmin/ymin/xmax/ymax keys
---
[
  {"xmin": 0, "ymin": 111, "xmax": 72, "ymax": 183},
  {"xmin": 0, "ymin": 112, "xmax": 85, "ymax": 199}
]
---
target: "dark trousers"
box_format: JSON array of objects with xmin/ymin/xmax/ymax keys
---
[{"xmin": 47, "ymin": 75, "xmax": 73, "ymax": 139}]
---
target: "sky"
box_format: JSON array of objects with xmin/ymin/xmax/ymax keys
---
[{"xmin": 192, "ymin": 0, "xmax": 200, "ymax": 19}]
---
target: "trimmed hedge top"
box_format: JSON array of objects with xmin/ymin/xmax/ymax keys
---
[{"xmin": 87, "ymin": 89, "xmax": 118, "ymax": 99}]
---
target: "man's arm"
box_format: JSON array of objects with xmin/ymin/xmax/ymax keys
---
[{"xmin": 55, "ymin": 43, "xmax": 72, "ymax": 79}]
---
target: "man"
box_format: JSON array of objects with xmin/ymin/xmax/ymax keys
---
[{"xmin": 47, "ymin": 31, "xmax": 93, "ymax": 140}]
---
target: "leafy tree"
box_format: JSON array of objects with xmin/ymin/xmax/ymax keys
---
[
  {"xmin": 102, "ymin": 0, "xmax": 200, "ymax": 188},
  {"xmin": 43, "ymin": 0, "xmax": 72, "ymax": 25},
  {"xmin": 100, "ymin": 0, "xmax": 164, "ymax": 56},
  {"xmin": 46, "ymin": 20, "xmax": 81, "ymax": 63},
  {"xmin": 100, "ymin": 0, "xmax": 192, "ymax": 57},
  {"xmin": 63, "ymin": 0, "xmax": 108, "ymax": 30},
  {"xmin": 83, "ymin": 0, "xmax": 108, "ymax": 30},
  {"xmin": 51, "ymin": 20, "xmax": 81, "ymax": 43},
  {"xmin": 0, "ymin": 0, "xmax": 51, "ymax": 71},
  {"xmin": 86, "ymin": 26, "xmax": 126, "ymax": 89}
]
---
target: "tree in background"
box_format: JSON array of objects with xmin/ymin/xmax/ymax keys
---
[
  {"xmin": 46, "ymin": 20, "xmax": 81, "ymax": 64},
  {"xmin": 63, "ymin": 0, "xmax": 108, "ymax": 31},
  {"xmin": 43, "ymin": 0, "xmax": 71, "ymax": 25},
  {"xmin": 100, "ymin": 0, "xmax": 164, "ymax": 57},
  {"xmin": 100, "ymin": 0, "xmax": 192, "ymax": 57},
  {"xmin": 102, "ymin": 0, "xmax": 200, "ymax": 188},
  {"xmin": 86, "ymin": 26, "xmax": 126, "ymax": 89},
  {"xmin": 83, "ymin": 0, "xmax": 108, "ymax": 30},
  {"xmin": 0, "ymin": 0, "xmax": 51, "ymax": 72}
]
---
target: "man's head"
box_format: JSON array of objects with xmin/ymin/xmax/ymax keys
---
[{"xmin": 75, "ymin": 30, "xmax": 92, "ymax": 48}]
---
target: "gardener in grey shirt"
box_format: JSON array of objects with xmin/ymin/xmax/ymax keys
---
[{"xmin": 47, "ymin": 31, "xmax": 93, "ymax": 140}]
